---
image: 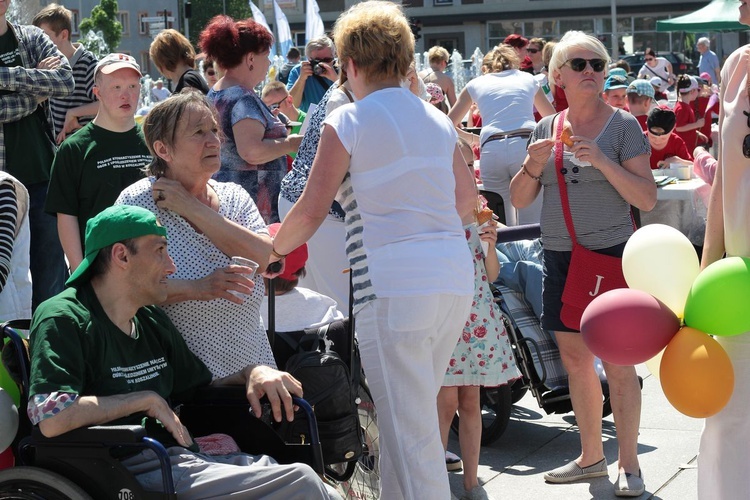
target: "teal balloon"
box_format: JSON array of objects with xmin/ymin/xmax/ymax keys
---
[{"xmin": 684, "ymin": 257, "xmax": 750, "ymax": 336}]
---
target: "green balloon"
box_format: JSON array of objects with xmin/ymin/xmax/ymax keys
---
[
  {"xmin": 0, "ymin": 358, "xmax": 20, "ymax": 408},
  {"xmin": 684, "ymin": 256, "xmax": 750, "ymax": 336}
]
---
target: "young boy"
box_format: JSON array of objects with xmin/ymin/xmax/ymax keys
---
[{"xmin": 646, "ymin": 106, "xmax": 692, "ymax": 170}]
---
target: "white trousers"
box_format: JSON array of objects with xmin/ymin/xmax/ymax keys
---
[
  {"xmin": 480, "ymin": 136, "xmax": 543, "ymax": 226},
  {"xmin": 278, "ymin": 196, "xmax": 350, "ymax": 309},
  {"xmin": 698, "ymin": 334, "xmax": 750, "ymax": 500},
  {"xmin": 356, "ymin": 293, "xmax": 472, "ymax": 500}
]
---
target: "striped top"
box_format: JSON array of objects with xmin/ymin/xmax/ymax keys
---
[
  {"xmin": 533, "ymin": 110, "xmax": 650, "ymax": 251},
  {"xmin": 50, "ymin": 44, "xmax": 96, "ymax": 137},
  {"xmin": 0, "ymin": 178, "xmax": 17, "ymax": 291},
  {"xmin": 325, "ymin": 87, "xmax": 473, "ymax": 312}
]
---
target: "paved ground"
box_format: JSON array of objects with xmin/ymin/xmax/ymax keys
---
[{"xmin": 447, "ymin": 364, "xmax": 703, "ymax": 500}]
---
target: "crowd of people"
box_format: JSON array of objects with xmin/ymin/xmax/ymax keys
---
[{"xmin": 1, "ymin": 0, "xmax": 747, "ymax": 498}]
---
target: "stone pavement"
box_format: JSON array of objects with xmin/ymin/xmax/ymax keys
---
[{"xmin": 447, "ymin": 364, "xmax": 703, "ymax": 500}]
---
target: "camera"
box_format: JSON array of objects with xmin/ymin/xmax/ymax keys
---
[{"xmin": 309, "ymin": 59, "xmax": 326, "ymax": 76}]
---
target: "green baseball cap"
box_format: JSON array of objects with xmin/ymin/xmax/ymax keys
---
[{"xmin": 66, "ymin": 205, "xmax": 167, "ymax": 287}]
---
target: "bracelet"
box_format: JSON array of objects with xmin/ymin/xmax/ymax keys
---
[
  {"xmin": 271, "ymin": 247, "xmax": 287, "ymax": 259},
  {"xmin": 521, "ymin": 163, "xmax": 542, "ymax": 182}
]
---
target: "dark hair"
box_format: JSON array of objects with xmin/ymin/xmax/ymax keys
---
[
  {"xmin": 286, "ymin": 47, "xmax": 301, "ymax": 59},
  {"xmin": 142, "ymin": 90, "xmax": 220, "ymax": 177},
  {"xmin": 677, "ymin": 74, "xmax": 692, "ymax": 91},
  {"xmin": 32, "ymin": 3, "xmax": 72, "ymax": 35},
  {"xmin": 265, "ymin": 268, "xmax": 306, "ymax": 294},
  {"xmin": 89, "ymin": 239, "xmax": 138, "ymax": 280},
  {"xmin": 149, "ymin": 29, "xmax": 196, "ymax": 72},
  {"xmin": 613, "ymin": 59, "xmax": 631, "ymax": 73},
  {"xmin": 644, "ymin": 47, "xmax": 656, "ymax": 58},
  {"xmin": 199, "ymin": 15, "xmax": 274, "ymax": 69}
]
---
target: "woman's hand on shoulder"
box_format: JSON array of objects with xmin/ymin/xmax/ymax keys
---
[{"xmin": 152, "ymin": 177, "xmax": 200, "ymax": 216}]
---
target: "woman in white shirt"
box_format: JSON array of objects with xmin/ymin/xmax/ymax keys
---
[
  {"xmin": 269, "ymin": 2, "xmax": 475, "ymax": 498},
  {"xmin": 637, "ymin": 48, "xmax": 675, "ymax": 88}
]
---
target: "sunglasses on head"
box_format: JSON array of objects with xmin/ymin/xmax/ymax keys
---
[
  {"xmin": 527, "ymin": 48, "xmax": 539, "ymax": 54},
  {"xmin": 565, "ymin": 58, "xmax": 606, "ymax": 72},
  {"xmin": 743, "ymin": 111, "xmax": 750, "ymax": 158}
]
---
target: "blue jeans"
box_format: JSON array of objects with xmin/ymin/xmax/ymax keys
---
[{"xmin": 27, "ymin": 182, "xmax": 67, "ymax": 311}]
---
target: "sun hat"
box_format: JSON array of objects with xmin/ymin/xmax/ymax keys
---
[
  {"xmin": 66, "ymin": 205, "xmax": 167, "ymax": 286},
  {"xmin": 503, "ymin": 34, "xmax": 529, "ymax": 49},
  {"xmin": 267, "ymin": 223, "xmax": 308, "ymax": 281},
  {"xmin": 604, "ymin": 75, "xmax": 629, "ymax": 91},
  {"xmin": 646, "ymin": 106, "xmax": 676, "ymax": 136},
  {"xmin": 627, "ymin": 79, "xmax": 655, "ymax": 99},
  {"xmin": 95, "ymin": 53, "xmax": 142, "ymax": 78},
  {"xmin": 425, "ymin": 82, "xmax": 445, "ymax": 104}
]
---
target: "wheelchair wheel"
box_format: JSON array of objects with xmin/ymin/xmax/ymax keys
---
[
  {"xmin": 335, "ymin": 380, "xmax": 380, "ymax": 500},
  {"xmin": 451, "ymin": 384, "xmax": 513, "ymax": 446},
  {"xmin": 0, "ymin": 466, "xmax": 93, "ymax": 499}
]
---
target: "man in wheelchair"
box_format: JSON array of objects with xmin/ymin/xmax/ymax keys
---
[{"xmin": 26, "ymin": 205, "xmax": 339, "ymax": 498}]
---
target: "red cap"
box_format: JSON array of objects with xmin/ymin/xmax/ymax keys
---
[
  {"xmin": 503, "ymin": 34, "xmax": 529, "ymax": 49},
  {"xmin": 267, "ymin": 223, "xmax": 308, "ymax": 281}
]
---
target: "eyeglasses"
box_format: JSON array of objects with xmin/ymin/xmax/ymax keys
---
[
  {"xmin": 564, "ymin": 58, "xmax": 606, "ymax": 72},
  {"xmin": 268, "ymin": 96, "xmax": 287, "ymax": 110},
  {"xmin": 645, "ymin": 57, "xmax": 655, "ymax": 62},
  {"xmin": 311, "ymin": 57, "xmax": 335, "ymax": 64},
  {"xmin": 743, "ymin": 111, "xmax": 750, "ymax": 158},
  {"xmin": 206, "ymin": 70, "xmax": 216, "ymax": 76},
  {"xmin": 527, "ymin": 48, "xmax": 539, "ymax": 54}
]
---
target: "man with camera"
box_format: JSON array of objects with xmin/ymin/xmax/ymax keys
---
[{"xmin": 285, "ymin": 37, "xmax": 338, "ymax": 113}]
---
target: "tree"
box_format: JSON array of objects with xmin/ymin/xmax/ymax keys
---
[
  {"xmin": 79, "ymin": 0, "xmax": 123, "ymax": 55},
  {"xmin": 188, "ymin": 0, "xmax": 252, "ymax": 49}
]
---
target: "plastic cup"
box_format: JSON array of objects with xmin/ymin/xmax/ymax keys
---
[{"xmin": 230, "ymin": 256, "xmax": 259, "ymax": 278}]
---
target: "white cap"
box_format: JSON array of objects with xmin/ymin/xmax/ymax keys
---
[{"xmin": 95, "ymin": 53, "xmax": 142, "ymax": 78}]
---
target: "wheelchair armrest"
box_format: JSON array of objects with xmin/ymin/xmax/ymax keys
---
[
  {"xmin": 185, "ymin": 384, "xmax": 248, "ymax": 404},
  {"xmin": 32, "ymin": 424, "xmax": 147, "ymax": 444}
]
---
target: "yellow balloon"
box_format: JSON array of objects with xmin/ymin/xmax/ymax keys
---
[
  {"xmin": 644, "ymin": 347, "xmax": 666, "ymax": 380},
  {"xmin": 623, "ymin": 224, "xmax": 700, "ymax": 318},
  {"xmin": 660, "ymin": 327, "xmax": 734, "ymax": 418}
]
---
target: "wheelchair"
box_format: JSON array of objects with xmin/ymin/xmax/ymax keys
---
[{"xmin": 0, "ymin": 320, "xmax": 332, "ymax": 499}]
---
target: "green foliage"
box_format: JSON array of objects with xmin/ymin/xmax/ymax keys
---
[
  {"xmin": 79, "ymin": 0, "xmax": 123, "ymax": 54},
  {"xmin": 188, "ymin": 0, "xmax": 253, "ymax": 49}
]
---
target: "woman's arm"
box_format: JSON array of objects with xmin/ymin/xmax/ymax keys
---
[
  {"xmin": 702, "ymin": 153, "xmax": 725, "ymax": 268},
  {"xmin": 581, "ymin": 144, "xmax": 656, "ymax": 211},
  {"xmin": 272, "ymin": 125, "xmax": 351, "ymax": 257},
  {"xmin": 233, "ymin": 118, "xmax": 303, "ymax": 165},
  {"xmin": 510, "ymin": 138, "xmax": 553, "ymax": 209},
  {"xmin": 447, "ymin": 88, "xmax": 473, "ymax": 128},
  {"xmin": 534, "ymin": 88, "xmax": 556, "ymax": 118}
]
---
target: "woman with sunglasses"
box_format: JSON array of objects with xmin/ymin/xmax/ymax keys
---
[
  {"xmin": 510, "ymin": 30, "xmax": 655, "ymax": 497},
  {"xmin": 200, "ymin": 15, "xmax": 302, "ymax": 224},
  {"xmin": 448, "ymin": 44, "xmax": 555, "ymax": 226},
  {"xmin": 637, "ymin": 48, "xmax": 675, "ymax": 88},
  {"xmin": 698, "ymin": 2, "xmax": 750, "ymax": 497}
]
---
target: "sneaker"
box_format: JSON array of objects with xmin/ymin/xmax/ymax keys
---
[
  {"xmin": 446, "ymin": 450, "xmax": 463, "ymax": 472},
  {"xmin": 543, "ymin": 458, "xmax": 609, "ymax": 484},
  {"xmin": 460, "ymin": 485, "xmax": 494, "ymax": 500},
  {"xmin": 615, "ymin": 470, "xmax": 645, "ymax": 497}
]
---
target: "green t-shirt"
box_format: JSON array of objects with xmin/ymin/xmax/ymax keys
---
[
  {"xmin": 288, "ymin": 110, "xmax": 306, "ymax": 159},
  {"xmin": 45, "ymin": 122, "xmax": 151, "ymax": 245},
  {"xmin": 28, "ymin": 283, "xmax": 213, "ymax": 431},
  {"xmin": 0, "ymin": 29, "xmax": 55, "ymax": 185}
]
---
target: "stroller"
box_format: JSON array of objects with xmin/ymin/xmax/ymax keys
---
[{"xmin": 452, "ymin": 224, "xmax": 623, "ymax": 446}]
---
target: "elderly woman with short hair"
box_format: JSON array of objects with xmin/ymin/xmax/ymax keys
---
[
  {"xmin": 510, "ymin": 31, "xmax": 656, "ymax": 497},
  {"xmin": 269, "ymin": 1, "xmax": 476, "ymax": 497}
]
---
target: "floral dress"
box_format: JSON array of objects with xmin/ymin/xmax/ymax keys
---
[{"xmin": 443, "ymin": 224, "xmax": 521, "ymax": 387}]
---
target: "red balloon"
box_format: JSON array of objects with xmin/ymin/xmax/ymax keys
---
[
  {"xmin": 0, "ymin": 447, "xmax": 13, "ymax": 470},
  {"xmin": 581, "ymin": 289, "xmax": 681, "ymax": 366}
]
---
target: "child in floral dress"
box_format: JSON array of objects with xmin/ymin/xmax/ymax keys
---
[{"xmin": 437, "ymin": 144, "xmax": 521, "ymax": 500}]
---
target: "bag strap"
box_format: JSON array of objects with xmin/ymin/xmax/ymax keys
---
[
  {"xmin": 554, "ymin": 109, "xmax": 579, "ymax": 245},
  {"xmin": 267, "ymin": 276, "xmax": 276, "ymax": 348},
  {"xmin": 644, "ymin": 63, "xmax": 668, "ymax": 83}
]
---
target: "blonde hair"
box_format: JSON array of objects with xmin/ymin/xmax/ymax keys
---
[
  {"xmin": 486, "ymin": 44, "xmax": 519, "ymax": 72},
  {"xmin": 333, "ymin": 1, "xmax": 414, "ymax": 83},
  {"xmin": 548, "ymin": 31, "xmax": 610, "ymax": 86},
  {"xmin": 428, "ymin": 46, "xmax": 450, "ymax": 65}
]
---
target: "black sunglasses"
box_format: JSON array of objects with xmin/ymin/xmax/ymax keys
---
[
  {"xmin": 565, "ymin": 58, "xmax": 606, "ymax": 72},
  {"xmin": 743, "ymin": 111, "xmax": 750, "ymax": 158}
]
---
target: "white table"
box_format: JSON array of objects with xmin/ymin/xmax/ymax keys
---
[{"xmin": 642, "ymin": 178, "xmax": 710, "ymax": 246}]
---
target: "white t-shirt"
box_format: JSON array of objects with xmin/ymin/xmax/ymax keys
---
[
  {"xmin": 261, "ymin": 287, "xmax": 344, "ymax": 332},
  {"xmin": 324, "ymin": 87, "xmax": 473, "ymax": 312},
  {"xmin": 638, "ymin": 57, "xmax": 671, "ymax": 82},
  {"xmin": 464, "ymin": 70, "xmax": 540, "ymax": 145},
  {"xmin": 116, "ymin": 178, "xmax": 276, "ymax": 378}
]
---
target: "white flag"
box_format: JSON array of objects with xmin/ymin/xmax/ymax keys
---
[
  {"xmin": 248, "ymin": 1, "xmax": 276, "ymax": 56},
  {"xmin": 305, "ymin": 0, "xmax": 325, "ymax": 44},
  {"xmin": 273, "ymin": 0, "xmax": 293, "ymax": 58}
]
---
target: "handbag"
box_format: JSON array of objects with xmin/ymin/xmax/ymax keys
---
[{"xmin": 553, "ymin": 110, "xmax": 629, "ymax": 331}]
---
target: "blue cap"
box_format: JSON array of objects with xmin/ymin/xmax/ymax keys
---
[
  {"xmin": 604, "ymin": 74, "xmax": 629, "ymax": 91},
  {"xmin": 609, "ymin": 68, "xmax": 628, "ymax": 78},
  {"xmin": 627, "ymin": 79, "xmax": 655, "ymax": 99}
]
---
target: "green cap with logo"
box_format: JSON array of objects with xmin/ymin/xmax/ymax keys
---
[{"xmin": 66, "ymin": 205, "xmax": 167, "ymax": 287}]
